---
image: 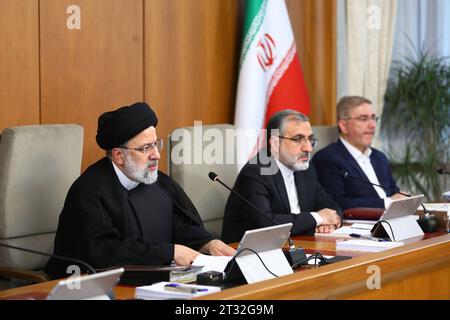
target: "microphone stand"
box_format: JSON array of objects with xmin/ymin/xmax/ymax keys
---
[
  {"xmin": 208, "ymin": 172, "xmax": 307, "ymax": 268},
  {"xmin": 343, "ymin": 171, "xmax": 444, "ymax": 233},
  {"xmin": 343, "ymin": 171, "xmax": 431, "ymax": 215},
  {"xmin": 0, "ymin": 242, "xmax": 97, "ymax": 275}
]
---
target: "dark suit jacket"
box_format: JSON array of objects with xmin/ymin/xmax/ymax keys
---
[
  {"xmin": 44, "ymin": 157, "xmax": 213, "ymax": 279},
  {"xmin": 221, "ymin": 152, "xmax": 342, "ymax": 243},
  {"xmin": 312, "ymin": 139, "xmax": 400, "ymax": 211}
]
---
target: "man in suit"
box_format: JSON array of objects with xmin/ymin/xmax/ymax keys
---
[
  {"xmin": 312, "ymin": 96, "xmax": 407, "ymax": 211},
  {"xmin": 45, "ymin": 102, "xmax": 235, "ymax": 279},
  {"xmin": 222, "ymin": 110, "xmax": 342, "ymax": 244}
]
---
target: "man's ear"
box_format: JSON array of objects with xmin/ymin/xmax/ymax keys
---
[
  {"xmin": 111, "ymin": 148, "xmax": 125, "ymax": 166},
  {"xmin": 337, "ymin": 120, "xmax": 348, "ymax": 135},
  {"xmin": 270, "ymin": 135, "xmax": 280, "ymax": 153}
]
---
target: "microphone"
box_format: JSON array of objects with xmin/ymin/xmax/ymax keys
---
[
  {"xmin": 437, "ymin": 168, "xmax": 450, "ymax": 175},
  {"xmin": 341, "ymin": 171, "xmax": 430, "ymax": 214},
  {"xmin": 0, "ymin": 242, "xmax": 96, "ymax": 275},
  {"xmin": 341, "ymin": 170, "xmax": 411, "ymax": 197},
  {"xmin": 208, "ymin": 172, "xmax": 307, "ymax": 268}
]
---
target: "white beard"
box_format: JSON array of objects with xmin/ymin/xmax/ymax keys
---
[
  {"xmin": 123, "ymin": 155, "xmax": 158, "ymax": 185},
  {"xmin": 282, "ymin": 152, "xmax": 310, "ymax": 172},
  {"xmin": 292, "ymin": 161, "xmax": 309, "ymax": 172}
]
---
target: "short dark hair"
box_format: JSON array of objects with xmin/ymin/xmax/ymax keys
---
[{"xmin": 266, "ymin": 110, "xmax": 309, "ymax": 151}]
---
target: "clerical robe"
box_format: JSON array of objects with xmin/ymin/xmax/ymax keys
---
[{"xmin": 44, "ymin": 157, "xmax": 213, "ymax": 279}]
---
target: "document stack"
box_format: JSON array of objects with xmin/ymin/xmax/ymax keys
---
[
  {"xmin": 336, "ymin": 239, "xmax": 404, "ymax": 252},
  {"xmin": 135, "ymin": 281, "xmax": 221, "ymax": 300}
]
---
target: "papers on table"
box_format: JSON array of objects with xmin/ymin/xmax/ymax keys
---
[
  {"xmin": 342, "ymin": 219, "xmax": 378, "ymax": 225},
  {"xmin": 443, "ymin": 192, "xmax": 450, "ymax": 202},
  {"xmin": 422, "ymin": 203, "xmax": 450, "ymax": 211},
  {"xmin": 192, "ymin": 254, "xmax": 233, "ymax": 274},
  {"xmin": 336, "ymin": 239, "xmax": 404, "ymax": 252},
  {"xmin": 135, "ymin": 281, "xmax": 221, "ymax": 300},
  {"xmin": 315, "ymin": 223, "xmax": 373, "ymax": 238}
]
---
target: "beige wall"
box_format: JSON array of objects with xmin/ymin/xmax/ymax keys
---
[{"xmin": 0, "ymin": 0, "xmax": 336, "ymax": 172}]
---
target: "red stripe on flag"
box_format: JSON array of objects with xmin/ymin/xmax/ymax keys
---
[{"xmin": 263, "ymin": 56, "xmax": 310, "ymax": 127}]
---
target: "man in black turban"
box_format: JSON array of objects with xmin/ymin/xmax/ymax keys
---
[{"xmin": 45, "ymin": 102, "xmax": 235, "ymax": 279}]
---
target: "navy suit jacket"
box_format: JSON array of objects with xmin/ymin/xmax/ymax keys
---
[
  {"xmin": 312, "ymin": 139, "xmax": 400, "ymax": 211},
  {"xmin": 221, "ymin": 152, "xmax": 342, "ymax": 244}
]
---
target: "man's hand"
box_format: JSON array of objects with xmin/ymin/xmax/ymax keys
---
[
  {"xmin": 200, "ymin": 239, "xmax": 236, "ymax": 256},
  {"xmin": 315, "ymin": 224, "xmax": 337, "ymax": 233},
  {"xmin": 317, "ymin": 208, "xmax": 341, "ymax": 228},
  {"xmin": 391, "ymin": 192, "xmax": 409, "ymax": 200},
  {"xmin": 173, "ymin": 244, "xmax": 201, "ymax": 266}
]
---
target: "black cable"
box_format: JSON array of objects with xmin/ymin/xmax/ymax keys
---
[
  {"xmin": 0, "ymin": 242, "xmax": 96, "ymax": 274},
  {"xmin": 230, "ymin": 248, "xmax": 279, "ymax": 278},
  {"xmin": 314, "ymin": 252, "xmax": 320, "ymax": 266},
  {"xmin": 378, "ymin": 219, "xmax": 396, "ymax": 242},
  {"xmin": 291, "ymin": 251, "xmax": 327, "ymax": 269}
]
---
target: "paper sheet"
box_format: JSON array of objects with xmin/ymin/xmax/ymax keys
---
[
  {"xmin": 192, "ymin": 254, "xmax": 233, "ymax": 274},
  {"xmin": 315, "ymin": 224, "xmax": 372, "ymax": 237}
]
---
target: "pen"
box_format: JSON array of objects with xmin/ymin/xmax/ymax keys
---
[
  {"xmin": 349, "ymin": 233, "xmax": 388, "ymax": 242},
  {"xmin": 164, "ymin": 283, "xmax": 208, "ymax": 294}
]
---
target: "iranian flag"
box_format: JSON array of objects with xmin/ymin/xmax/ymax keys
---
[{"xmin": 234, "ymin": 0, "xmax": 310, "ymax": 164}]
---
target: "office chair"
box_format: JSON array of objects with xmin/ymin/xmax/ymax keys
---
[
  {"xmin": 311, "ymin": 125, "xmax": 339, "ymax": 154},
  {"xmin": 167, "ymin": 124, "xmax": 240, "ymax": 238},
  {"xmin": 0, "ymin": 124, "xmax": 83, "ymax": 285}
]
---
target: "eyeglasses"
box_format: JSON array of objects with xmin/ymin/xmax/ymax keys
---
[
  {"xmin": 277, "ymin": 135, "xmax": 318, "ymax": 147},
  {"xmin": 344, "ymin": 114, "xmax": 379, "ymax": 123},
  {"xmin": 119, "ymin": 138, "xmax": 163, "ymax": 154}
]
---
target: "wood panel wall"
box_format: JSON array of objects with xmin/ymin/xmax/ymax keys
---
[
  {"xmin": 0, "ymin": 0, "xmax": 40, "ymax": 129},
  {"xmin": 0, "ymin": 0, "xmax": 336, "ymax": 173},
  {"xmin": 40, "ymin": 0, "xmax": 144, "ymax": 169},
  {"xmin": 287, "ymin": 0, "xmax": 337, "ymax": 125},
  {"xmin": 144, "ymin": 0, "xmax": 242, "ymax": 169}
]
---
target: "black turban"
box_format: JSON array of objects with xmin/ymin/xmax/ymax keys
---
[{"xmin": 96, "ymin": 102, "xmax": 158, "ymax": 150}]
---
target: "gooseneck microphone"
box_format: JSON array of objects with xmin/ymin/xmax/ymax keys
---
[
  {"xmin": 437, "ymin": 168, "xmax": 450, "ymax": 175},
  {"xmin": 341, "ymin": 171, "xmax": 411, "ymax": 197},
  {"xmin": 208, "ymin": 171, "xmax": 307, "ymax": 268},
  {"xmin": 0, "ymin": 242, "xmax": 96, "ymax": 275},
  {"xmin": 208, "ymin": 172, "xmax": 281, "ymax": 226},
  {"xmin": 341, "ymin": 171, "xmax": 430, "ymax": 214}
]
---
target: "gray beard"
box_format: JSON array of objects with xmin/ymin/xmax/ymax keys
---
[
  {"xmin": 123, "ymin": 156, "xmax": 158, "ymax": 185},
  {"xmin": 291, "ymin": 161, "xmax": 309, "ymax": 172},
  {"xmin": 284, "ymin": 153, "xmax": 310, "ymax": 172}
]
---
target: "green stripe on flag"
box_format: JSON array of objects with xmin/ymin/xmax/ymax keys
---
[{"xmin": 239, "ymin": 0, "xmax": 267, "ymax": 69}]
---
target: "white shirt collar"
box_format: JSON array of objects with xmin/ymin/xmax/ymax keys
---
[
  {"xmin": 340, "ymin": 137, "xmax": 388, "ymax": 201},
  {"xmin": 275, "ymin": 158, "xmax": 294, "ymax": 180},
  {"xmin": 340, "ymin": 137, "xmax": 372, "ymax": 160},
  {"xmin": 112, "ymin": 161, "xmax": 140, "ymax": 190}
]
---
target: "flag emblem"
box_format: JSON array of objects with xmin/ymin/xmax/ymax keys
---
[{"xmin": 257, "ymin": 33, "xmax": 276, "ymax": 71}]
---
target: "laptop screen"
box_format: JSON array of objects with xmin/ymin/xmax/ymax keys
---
[
  {"xmin": 236, "ymin": 223, "xmax": 292, "ymax": 257},
  {"xmin": 379, "ymin": 194, "xmax": 424, "ymax": 221},
  {"xmin": 46, "ymin": 268, "xmax": 124, "ymax": 300}
]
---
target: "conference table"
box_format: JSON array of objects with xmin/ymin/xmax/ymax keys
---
[{"xmin": 0, "ymin": 232, "xmax": 449, "ymax": 300}]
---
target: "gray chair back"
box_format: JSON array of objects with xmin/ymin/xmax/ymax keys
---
[
  {"xmin": 312, "ymin": 125, "xmax": 339, "ymax": 154},
  {"xmin": 168, "ymin": 124, "xmax": 239, "ymax": 237},
  {"xmin": 0, "ymin": 124, "xmax": 83, "ymax": 270}
]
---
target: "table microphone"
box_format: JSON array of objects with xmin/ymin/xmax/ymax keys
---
[
  {"xmin": 0, "ymin": 242, "xmax": 96, "ymax": 275},
  {"xmin": 341, "ymin": 171, "xmax": 430, "ymax": 214},
  {"xmin": 208, "ymin": 172, "xmax": 307, "ymax": 268},
  {"xmin": 341, "ymin": 170, "xmax": 411, "ymax": 197}
]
